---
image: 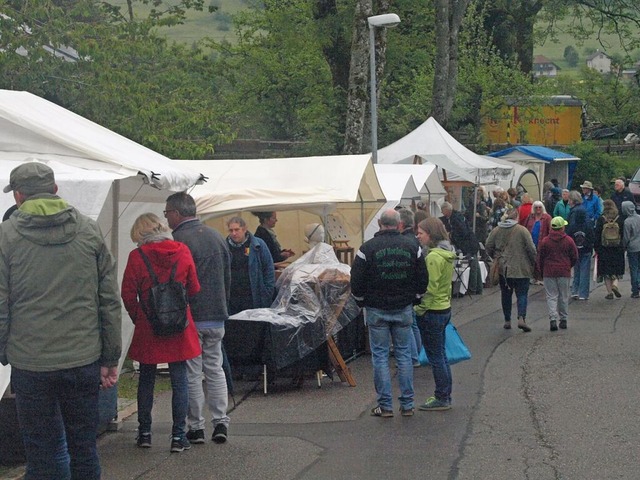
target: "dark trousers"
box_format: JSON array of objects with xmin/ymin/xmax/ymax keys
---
[{"xmin": 11, "ymin": 361, "xmax": 101, "ymax": 480}]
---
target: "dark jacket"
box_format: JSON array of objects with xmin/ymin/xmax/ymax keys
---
[
  {"xmin": 172, "ymin": 218, "xmax": 231, "ymax": 325},
  {"xmin": 536, "ymin": 230, "xmax": 578, "ymax": 278},
  {"xmin": 440, "ymin": 211, "xmax": 478, "ymax": 256},
  {"xmin": 566, "ymin": 204, "xmax": 594, "ymax": 254},
  {"xmin": 350, "ymin": 229, "xmax": 428, "ymax": 310},
  {"xmin": 611, "ymin": 188, "xmax": 635, "ymax": 218},
  {"xmin": 255, "ymin": 225, "xmax": 287, "ymax": 263},
  {"xmin": 227, "ymin": 232, "xmax": 275, "ymax": 310}
]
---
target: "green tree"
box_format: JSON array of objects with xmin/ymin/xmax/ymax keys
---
[
  {"xmin": 564, "ymin": 45, "xmax": 579, "ymax": 67},
  {"xmin": 565, "ymin": 142, "xmax": 617, "ymax": 191},
  {"xmin": 0, "ymin": 0, "xmax": 232, "ymax": 158}
]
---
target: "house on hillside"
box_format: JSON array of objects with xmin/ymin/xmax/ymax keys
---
[
  {"xmin": 533, "ymin": 55, "xmax": 560, "ymax": 77},
  {"xmin": 586, "ymin": 50, "xmax": 611, "ymax": 73}
]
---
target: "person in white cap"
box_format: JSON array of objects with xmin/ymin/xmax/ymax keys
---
[{"xmin": 535, "ymin": 216, "xmax": 578, "ymax": 331}]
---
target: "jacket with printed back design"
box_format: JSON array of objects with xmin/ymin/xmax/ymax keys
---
[{"xmin": 350, "ymin": 230, "xmax": 428, "ymax": 310}]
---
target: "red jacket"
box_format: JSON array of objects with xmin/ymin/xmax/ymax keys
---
[
  {"xmin": 518, "ymin": 202, "xmax": 533, "ymax": 225},
  {"xmin": 122, "ymin": 240, "xmax": 202, "ymax": 364},
  {"xmin": 536, "ymin": 230, "xmax": 578, "ymax": 278}
]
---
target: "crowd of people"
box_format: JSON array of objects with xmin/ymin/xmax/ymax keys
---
[
  {"xmin": 2, "ymin": 161, "xmax": 639, "ymax": 477},
  {"xmin": 355, "ymin": 175, "xmax": 640, "ymax": 417}
]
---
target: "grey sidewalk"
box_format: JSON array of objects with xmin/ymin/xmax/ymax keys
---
[{"xmin": 5, "ymin": 276, "xmax": 640, "ymax": 479}]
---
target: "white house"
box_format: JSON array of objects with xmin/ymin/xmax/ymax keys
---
[
  {"xmin": 533, "ymin": 55, "xmax": 560, "ymax": 77},
  {"xmin": 586, "ymin": 50, "xmax": 612, "ymax": 73}
]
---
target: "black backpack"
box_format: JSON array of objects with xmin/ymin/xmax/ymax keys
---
[{"xmin": 138, "ymin": 248, "xmax": 189, "ymax": 337}]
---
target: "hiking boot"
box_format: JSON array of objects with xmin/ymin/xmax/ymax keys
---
[
  {"xmin": 605, "ymin": 293, "xmax": 614, "ymax": 300},
  {"xmin": 170, "ymin": 436, "xmax": 192, "ymax": 453},
  {"xmin": 559, "ymin": 320, "xmax": 567, "ymax": 329},
  {"xmin": 370, "ymin": 405, "xmax": 394, "ymax": 418},
  {"xmin": 400, "ymin": 407, "xmax": 414, "ymax": 417},
  {"xmin": 212, "ymin": 424, "xmax": 228, "ymax": 444},
  {"xmin": 632, "ymin": 293, "xmax": 640, "ymax": 299},
  {"xmin": 418, "ymin": 396, "xmax": 451, "ymax": 411},
  {"xmin": 136, "ymin": 432, "xmax": 151, "ymax": 448},
  {"xmin": 612, "ymin": 285, "xmax": 621, "ymax": 298},
  {"xmin": 517, "ymin": 317, "xmax": 531, "ymax": 332},
  {"xmin": 503, "ymin": 321, "xmax": 511, "ymax": 330},
  {"xmin": 550, "ymin": 320, "xmax": 558, "ymax": 331},
  {"xmin": 186, "ymin": 429, "xmax": 205, "ymax": 444}
]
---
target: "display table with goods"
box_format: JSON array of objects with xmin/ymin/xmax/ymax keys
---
[{"xmin": 225, "ymin": 244, "xmax": 361, "ymax": 393}]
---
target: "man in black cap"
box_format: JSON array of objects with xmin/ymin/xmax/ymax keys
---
[{"xmin": 0, "ymin": 162, "xmax": 122, "ymax": 479}]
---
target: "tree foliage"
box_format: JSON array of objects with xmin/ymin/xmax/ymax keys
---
[{"xmin": 0, "ymin": 0, "xmax": 232, "ymax": 158}]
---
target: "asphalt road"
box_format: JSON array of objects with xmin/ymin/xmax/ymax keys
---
[{"xmin": 10, "ymin": 277, "xmax": 639, "ymax": 480}]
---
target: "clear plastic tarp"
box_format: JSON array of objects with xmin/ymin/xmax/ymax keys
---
[{"xmin": 227, "ymin": 243, "xmax": 360, "ymax": 370}]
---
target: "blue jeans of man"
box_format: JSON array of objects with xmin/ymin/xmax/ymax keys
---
[
  {"xmin": 499, "ymin": 276, "xmax": 530, "ymax": 320},
  {"xmin": 365, "ymin": 305, "xmax": 414, "ymax": 411},
  {"xmin": 571, "ymin": 252, "xmax": 592, "ymax": 299},
  {"xmin": 186, "ymin": 326, "xmax": 230, "ymax": 431},
  {"xmin": 418, "ymin": 309, "xmax": 452, "ymax": 403},
  {"xmin": 628, "ymin": 251, "xmax": 640, "ymax": 296},
  {"xmin": 11, "ymin": 361, "xmax": 101, "ymax": 480},
  {"xmin": 409, "ymin": 311, "xmax": 422, "ymax": 365},
  {"xmin": 138, "ymin": 361, "xmax": 188, "ymax": 438}
]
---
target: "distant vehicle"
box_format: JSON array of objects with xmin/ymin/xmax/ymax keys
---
[{"xmin": 629, "ymin": 167, "xmax": 640, "ymax": 213}]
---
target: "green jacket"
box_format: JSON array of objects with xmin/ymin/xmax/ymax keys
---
[
  {"xmin": 0, "ymin": 194, "xmax": 122, "ymax": 371},
  {"xmin": 414, "ymin": 242, "xmax": 456, "ymax": 315}
]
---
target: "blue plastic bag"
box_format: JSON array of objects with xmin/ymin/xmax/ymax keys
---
[{"xmin": 418, "ymin": 322, "xmax": 471, "ymax": 366}]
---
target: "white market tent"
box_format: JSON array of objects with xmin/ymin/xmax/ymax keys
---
[
  {"xmin": 377, "ymin": 117, "xmax": 513, "ymax": 186},
  {"xmin": 0, "ymin": 90, "xmax": 204, "ymax": 398},
  {"xmin": 364, "ymin": 164, "xmax": 447, "ymax": 241},
  {"xmin": 177, "ymin": 156, "xmax": 386, "ymax": 256}
]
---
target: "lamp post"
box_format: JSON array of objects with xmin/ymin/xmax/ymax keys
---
[{"xmin": 368, "ymin": 13, "xmax": 400, "ymax": 164}]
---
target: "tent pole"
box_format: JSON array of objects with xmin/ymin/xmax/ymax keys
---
[{"xmin": 111, "ymin": 180, "xmax": 119, "ymax": 265}]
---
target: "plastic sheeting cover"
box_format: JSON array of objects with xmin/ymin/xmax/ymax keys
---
[{"xmin": 228, "ymin": 243, "xmax": 360, "ymax": 369}]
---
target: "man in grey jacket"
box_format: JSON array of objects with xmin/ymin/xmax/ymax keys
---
[
  {"xmin": 622, "ymin": 201, "xmax": 640, "ymax": 298},
  {"xmin": 165, "ymin": 192, "xmax": 231, "ymax": 444},
  {"xmin": 0, "ymin": 162, "xmax": 122, "ymax": 479}
]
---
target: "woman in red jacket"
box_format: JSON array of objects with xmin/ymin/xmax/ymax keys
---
[{"xmin": 121, "ymin": 213, "xmax": 201, "ymax": 453}]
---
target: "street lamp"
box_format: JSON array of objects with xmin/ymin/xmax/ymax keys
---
[{"xmin": 368, "ymin": 13, "xmax": 400, "ymax": 164}]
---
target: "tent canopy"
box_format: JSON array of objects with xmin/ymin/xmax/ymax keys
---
[
  {"xmin": 488, "ymin": 145, "xmax": 579, "ymax": 163},
  {"xmin": 178, "ymin": 156, "xmax": 386, "ymax": 255},
  {"xmin": 365, "ymin": 164, "xmax": 447, "ymax": 240},
  {"xmin": 377, "ymin": 117, "xmax": 513, "ymax": 185},
  {"xmin": 0, "ymin": 90, "xmax": 203, "ymax": 192},
  {"xmin": 0, "ymin": 90, "xmax": 204, "ymax": 399},
  {"xmin": 488, "ymin": 145, "xmax": 580, "ymax": 191}
]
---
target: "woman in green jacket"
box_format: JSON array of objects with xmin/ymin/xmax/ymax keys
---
[{"xmin": 415, "ymin": 218, "xmax": 457, "ymax": 411}]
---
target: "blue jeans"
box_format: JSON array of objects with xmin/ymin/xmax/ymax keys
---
[
  {"xmin": 499, "ymin": 276, "xmax": 530, "ymax": 321},
  {"xmin": 365, "ymin": 305, "xmax": 414, "ymax": 411},
  {"xmin": 138, "ymin": 361, "xmax": 188, "ymax": 438},
  {"xmin": 628, "ymin": 251, "xmax": 640, "ymax": 296},
  {"xmin": 418, "ymin": 310, "xmax": 452, "ymax": 402},
  {"xmin": 11, "ymin": 361, "xmax": 101, "ymax": 480},
  {"xmin": 571, "ymin": 252, "xmax": 592, "ymax": 299},
  {"xmin": 409, "ymin": 311, "xmax": 422, "ymax": 365}
]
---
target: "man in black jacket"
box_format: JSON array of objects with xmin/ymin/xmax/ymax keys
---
[
  {"xmin": 611, "ymin": 178, "xmax": 635, "ymax": 220},
  {"xmin": 351, "ymin": 209, "xmax": 428, "ymax": 418}
]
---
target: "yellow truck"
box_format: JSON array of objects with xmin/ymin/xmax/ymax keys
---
[{"xmin": 483, "ymin": 96, "xmax": 583, "ymax": 146}]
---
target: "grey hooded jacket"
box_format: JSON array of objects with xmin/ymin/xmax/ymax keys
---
[{"xmin": 622, "ymin": 201, "xmax": 640, "ymax": 253}]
